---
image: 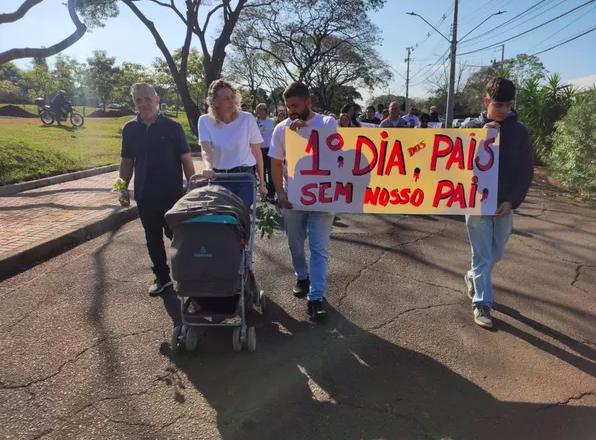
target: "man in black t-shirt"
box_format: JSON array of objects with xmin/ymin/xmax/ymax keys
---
[
  {"xmin": 119, "ymin": 83, "xmax": 196, "ymax": 295},
  {"xmin": 361, "ymin": 105, "xmax": 382, "ymax": 125}
]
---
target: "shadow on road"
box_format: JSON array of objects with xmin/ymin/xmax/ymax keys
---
[
  {"xmin": 158, "ymin": 300, "xmax": 596, "ymax": 440},
  {"xmin": 495, "ymin": 304, "xmax": 596, "ymax": 378},
  {"xmin": 40, "ymin": 124, "xmax": 84, "ymax": 132}
]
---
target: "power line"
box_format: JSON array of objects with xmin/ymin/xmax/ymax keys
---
[
  {"xmin": 526, "ymin": 3, "xmax": 596, "ymax": 53},
  {"xmin": 460, "ymin": 0, "xmax": 562, "ymax": 46},
  {"xmin": 531, "ymin": 24, "xmax": 596, "ymax": 55},
  {"xmin": 458, "ymin": 0, "xmax": 596, "ymax": 56},
  {"xmin": 459, "ymin": 0, "xmax": 495, "ymax": 22},
  {"xmin": 408, "ymin": 4, "xmax": 454, "ymax": 50},
  {"xmin": 408, "ymin": 49, "xmax": 450, "ymax": 87}
]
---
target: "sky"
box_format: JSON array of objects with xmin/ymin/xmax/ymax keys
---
[{"xmin": 1, "ymin": 0, "xmax": 596, "ymax": 104}]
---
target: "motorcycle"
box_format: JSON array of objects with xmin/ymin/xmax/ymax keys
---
[{"xmin": 35, "ymin": 98, "xmax": 85, "ymax": 127}]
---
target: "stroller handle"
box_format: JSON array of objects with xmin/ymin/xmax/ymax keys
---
[{"xmin": 188, "ymin": 172, "xmax": 256, "ymax": 190}]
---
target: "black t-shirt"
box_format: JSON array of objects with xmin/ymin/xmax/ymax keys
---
[
  {"xmin": 121, "ymin": 114, "xmax": 191, "ymax": 201},
  {"xmin": 361, "ymin": 117, "xmax": 382, "ymax": 124}
]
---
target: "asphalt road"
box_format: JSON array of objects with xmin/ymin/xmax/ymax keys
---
[{"xmin": 1, "ymin": 178, "xmax": 596, "ymax": 440}]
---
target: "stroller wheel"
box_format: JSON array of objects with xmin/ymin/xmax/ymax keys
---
[
  {"xmin": 259, "ymin": 291, "xmax": 267, "ymax": 314},
  {"xmin": 185, "ymin": 327, "xmax": 198, "ymax": 352},
  {"xmin": 247, "ymin": 327, "xmax": 257, "ymax": 352},
  {"xmin": 171, "ymin": 326, "xmax": 182, "ymax": 353},
  {"xmin": 232, "ymin": 327, "xmax": 242, "ymax": 352}
]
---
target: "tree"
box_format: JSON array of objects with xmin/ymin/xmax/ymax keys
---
[
  {"xmin": 225, "ymin": 45, "xmax": 270, "ymax": 109},
  {"xmin": 517, "ymin": 73, "xmax": 576, "ymax": 163},
  {"xmin": 21, "ymin": 57, "xmax": 55, "ymax": 101},
  {"xmin": 0, "ymin": 62, "xmax": 23, "ymax": 83},
  {"xmin": 0, "ymin": 0, "xmax": 87, "ymax": 65},
  {"xmin": 549, "ymin": 88, "xmax": 596, "ymax": 197},
  {"xmin": 0, "ymin": 80, "xmax": 23, "ymax": 103},
  {"xmin": 427, "ymin": 62, "xmax": 472, "ymax": 117},
  {"xmin": 237, "ymin": 0, "xmax": 385, "ymax": 87},
  {"xmin": 153, "ymin": 47, "xmax": 206, "ymax": 109},
  {"xmin": 86, "ymin": 50, "xmax": 121, "ymax": 111},
  {"xmin": 114, "ymin": 62, "xmax": 152, "ymax": 107},
  {"xmin": 461, "ymin": 54, "xmax": 547, "ymax": 114},
  {"xmin": 52, "ymin": 54, "xmax": 82, "ymax": 98},
  {"xmin": 308, "ymin": 36, "xmax": 392, "ymax": 112},
  {"xmin": 78, "ymin": 0, "xmax": 279, "ymax": 134}
]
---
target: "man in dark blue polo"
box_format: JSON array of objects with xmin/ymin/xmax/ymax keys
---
[{"xmin": 118, "ymin": 83, "xmax": 196, "ymax": 295}]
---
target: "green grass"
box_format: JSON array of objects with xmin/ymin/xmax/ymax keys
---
[
  {"xmin": 0, "ymin": 137, "xmax": 83, "ymax": 185},
  {"xmin": 0, "ymin": 107, "xmax": 198, "ymax": 185}
]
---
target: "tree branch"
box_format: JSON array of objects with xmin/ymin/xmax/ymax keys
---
[
  {"xmin": 0, "ymin": 0, "xmax": 86, "ymax": 65},
  {"xmin": 0, "ymin": 0, "xmax": 43, "ymax": 24},
  {"xmin": 122, "ymin": 0, "xmax": 179, "ymax": 77},
  {"xmin": 200, "ymin": 3, "xmax": 224, "ymax": 34}
]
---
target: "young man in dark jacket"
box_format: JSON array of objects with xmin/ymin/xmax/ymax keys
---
[{"xmin": 462, "ymin": 77, "xmax": 534, "ymax": 328}]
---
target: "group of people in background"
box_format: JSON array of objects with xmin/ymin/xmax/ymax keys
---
[{"xmin": 335, "ymin": 103, "xmax": 441, "ymax": 129}]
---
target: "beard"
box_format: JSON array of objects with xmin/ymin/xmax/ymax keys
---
[{"xmin": 290, "ymin": 107, "xmax": 310, "ymax": 121}]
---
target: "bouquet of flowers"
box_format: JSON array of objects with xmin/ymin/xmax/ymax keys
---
[{"xmin": 113, "ymin": 178, "xmax": 130, "ymax": 205}]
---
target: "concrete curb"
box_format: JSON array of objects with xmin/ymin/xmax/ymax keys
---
[
  {"xmin": 0, "ymin": 165, "xmax": 120, "ymax": 196},
  {"xmin": 0, "ymin": 205, "xmax": 139, "ymax": 281}
]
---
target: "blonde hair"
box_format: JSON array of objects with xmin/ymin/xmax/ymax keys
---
[
  {"xmin": 339, "ymin": 113, "xmax": 352, "ymax": 127},
  {"xmin": 207, "ymin": 79, "xmax": 241, "ymax": 125}
]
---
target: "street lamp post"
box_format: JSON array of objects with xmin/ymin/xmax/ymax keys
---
[{"xmin": 407, "ymin": 7, "xmax": 506, "ymax": 127}]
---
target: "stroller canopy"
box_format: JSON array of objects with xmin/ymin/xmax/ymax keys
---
[{"xmin": 165, "ymin": 184, "xmax": 250, "ymax": 239}]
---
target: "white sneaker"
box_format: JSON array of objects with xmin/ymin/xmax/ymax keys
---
[
  {"xmin": 473, "ymin": 307, "xmax": 493, "ymax": 328},
  {"xmin": 148, "ymin": 279, "xmax": 173, "ymax": 296}
]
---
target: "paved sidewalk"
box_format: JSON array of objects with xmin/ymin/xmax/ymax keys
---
[{"xmin": 0, "ymin": 159, "xmax": 203, "ymax": 278}]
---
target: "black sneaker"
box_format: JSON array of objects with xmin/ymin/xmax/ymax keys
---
[
  {"xmin": 293, "ymin": 277, "xmax": 310, "ymax": 299},
  {"xmin": 307, "ymin": 300, "xmax": 327, "ymax": 320}
]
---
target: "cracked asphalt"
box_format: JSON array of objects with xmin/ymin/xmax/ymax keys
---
[{"xmin": 1, "ymin": 177, "xmax": 596, "ymax": 440}]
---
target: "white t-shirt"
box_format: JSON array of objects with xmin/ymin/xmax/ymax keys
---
[
  {"xmin": 268, "ymin": 113, "xmax": 338, "ymax": 192},
  {"xmin": 402, "ymin": 114, "xmax": 420, "ymax": 127},
  {"xmin": 198, "ymin": 111, "xmax": 263, "ymax": 169},
  {"xmin": 256, "ymin": 117, "xmax": 275, "ymax": 149},
  {"xmin": 375, "ymin": 111, "xmax": 383, "ymax": 120}
]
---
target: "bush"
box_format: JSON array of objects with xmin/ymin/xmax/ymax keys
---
[{"xmin": 549, "ymin": 88, "xmax": 596, "ymax": 198}]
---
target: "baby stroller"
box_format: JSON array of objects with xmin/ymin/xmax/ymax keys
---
[{"xmin": 165, "ymin": 172, "xmax": 267, "ymax": 353}]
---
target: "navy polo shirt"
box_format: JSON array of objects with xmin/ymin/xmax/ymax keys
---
[{"xmin": 121, "ymin": 114, "xmax": 191, "ymax": 202}]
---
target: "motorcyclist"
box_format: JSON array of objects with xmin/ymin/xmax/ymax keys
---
[{"xmin": 49, "ymin": 90, "xmax": 72, "ymax": 125}]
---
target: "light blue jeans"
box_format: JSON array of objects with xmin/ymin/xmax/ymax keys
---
[
  {"xmin": 465, "ymin": 212, "xmax": 514, "ymax": 308},
  {"xmin": 282, "ymin": 209, "xmax": 335, "ymax": 301}
]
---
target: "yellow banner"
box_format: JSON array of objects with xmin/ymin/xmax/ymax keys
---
[{"xmin": 286, "ymin": 127, "xmax": 499, "ymax": 215}]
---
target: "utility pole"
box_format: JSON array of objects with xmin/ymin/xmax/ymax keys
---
[
  {"xmin": 445, "ymin": 0, "xmax": 459, "ymax": 128},
  {"xmin": 501, "ymin": 44, "xmax": 505, "ymax": 70},
  {"xmin": 405, "ymin": 46, "xmax": 413, "ymax": 111}
]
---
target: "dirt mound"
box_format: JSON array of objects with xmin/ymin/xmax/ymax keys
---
[
  {"xmin": 0, "ymin": 105, "xmax": 37, "ymax": 118},
  {"xmin": 87, "ymin": 108, "xmax": 136, "ymax": 118}
]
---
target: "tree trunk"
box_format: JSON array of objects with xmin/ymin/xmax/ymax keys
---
[{"xmin": 122, "ymin": 0, "xmax": 201, "ymax": 136}]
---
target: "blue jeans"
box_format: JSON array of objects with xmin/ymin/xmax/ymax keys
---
[
  {"xmin": 282, "ymin": 210, "xmax": 335, "ymax": 301},
  {"xmin": 216, "ymin": 181, "xmax": 255, "ymax": 209},
  {"xmin": 465, "ymin": 212, "xmax": 514, "ymax": 308}
]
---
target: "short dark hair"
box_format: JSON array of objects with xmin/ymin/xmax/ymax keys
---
[
  {"xmin": 486, "ymin": 77, "xmax": 515, "ymax": 102},
  {"xmin": 366, "ymin": 105, "xmax": 375, "ymax": 112},
  {"xmin": 420, "ymin": 113, "xmax": 430, "ymax": 122},
  {"xmin": 284, "ymin": 82, "xmax": 310, "ymax": 99},
  {"xmin": 377, "ymin": 103, "xmax": 384, "ymax": 111}
]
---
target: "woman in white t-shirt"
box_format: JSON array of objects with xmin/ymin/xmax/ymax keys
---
[{"xmin": 198, "ymin": 79, "xmax": 267, "ymax": 207}]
